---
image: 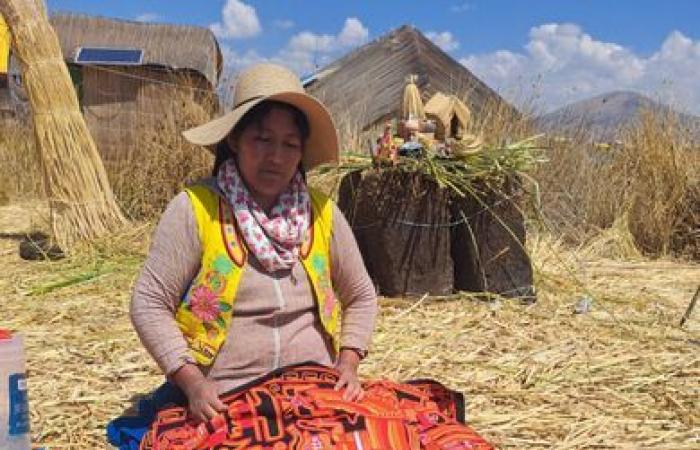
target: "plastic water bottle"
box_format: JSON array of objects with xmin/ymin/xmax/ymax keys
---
[{"xmin": 0, "ymin": 330, "xmax": 31, "ymax": 450}]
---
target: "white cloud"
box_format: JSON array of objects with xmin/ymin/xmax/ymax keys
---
[
  {"xmin": 461, "ymin": 50, "xmax": 527, "ymax": 80},
  {"xmin": 337, "ymin": 18, "xmax": 369, "ymax": 47},
  {"xmin": 651, "ymin": 30, "xmax": 700, "ymax": 65},
  {"xmin": 210, "ymin": 0, "xmax": 261, "ymax": 39},
  {"xmin": 134, "ymin": 13, "xmax": 160, "ymax": 23},
  {"xmin": 220, "ymin": 45, "xmax": 268, "ymax": 70},
  {"xmin": 288, "ymin": 31, "xmax": 336, "ymax": 54},
  {"xmin": 643, "ymin": 31, "xmax": 700, "ymax": 110},
  {"xmin": 451, "ymin": 2, "xmax": 472, "ymax": 13},
  {"xmin": 426, "ymin": 31, "xmax": 460, "ymax": 52},
  {"xmin": 273, "ymin": 19, "xmax": 295, "ymax": 30},
  {"xmin": 276, "ymin": 17, "xmax": 369, "ymax": 74},
  {"xmin": 460, "ymin": 23, "xmax": 700, "ymax": 114}
]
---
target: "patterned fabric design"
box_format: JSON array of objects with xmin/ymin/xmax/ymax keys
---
[
  {"xmin": 140, "ymin": 364, "xmax": 493, "ymax": 450},
  {"xmin": 217, "ymin": 159, "xmax": 310, "ymax": 273}
]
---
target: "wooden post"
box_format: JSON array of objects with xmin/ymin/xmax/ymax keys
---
[{"xmin": 680, "ymin": 285, "xmax": 700, "ymax": 327}]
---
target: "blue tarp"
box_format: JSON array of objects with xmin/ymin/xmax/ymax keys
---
[{"xmin": 106, "ymin": 382, "xmax": 186, "ymax": 450}]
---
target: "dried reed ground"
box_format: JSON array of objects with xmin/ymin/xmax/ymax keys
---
[{"xmin": 1, "ymin": 203, "xmax": 697, "ymax": 449}]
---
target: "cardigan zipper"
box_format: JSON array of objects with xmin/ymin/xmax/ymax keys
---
[{"xmin": 271, "ymin": 278, "xmax": 286, "ymax": 370}]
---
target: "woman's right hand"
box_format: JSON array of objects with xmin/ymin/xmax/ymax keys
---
[
  {"xmin": 172, "ymin": 363, "xmax": 227, "ymax": 423},
  {"xmin": 183, "ymin": 378, "xmax": 227, "ymax": 423}
]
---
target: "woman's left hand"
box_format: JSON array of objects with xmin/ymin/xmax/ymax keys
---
[{"xmin": 334, "ymin": 348, "xmax": 365, "ymax": 402}]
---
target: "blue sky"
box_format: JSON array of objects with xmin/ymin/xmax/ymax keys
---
[{"xmin": 46, "ymin": 1, "xmax": 700, "ymax": 114}]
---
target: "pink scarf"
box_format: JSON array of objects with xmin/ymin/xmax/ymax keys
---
[{"xmin": 217, "ymin": 159, "xmax": 310, "ymax": 272}]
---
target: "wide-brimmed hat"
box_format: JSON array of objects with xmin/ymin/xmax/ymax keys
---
[{"xmin": 183, "ymin": 63, "xmax": 339, "ymax": 170}]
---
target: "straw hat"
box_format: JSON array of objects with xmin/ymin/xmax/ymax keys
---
[{"xmin": 183, "ymin": 63, "xmax": 339, "ymax": 170}]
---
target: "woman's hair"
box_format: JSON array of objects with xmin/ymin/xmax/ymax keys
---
[{"xmin": 211, "ymin": 100, "xmax": 311, "ymax": 176}]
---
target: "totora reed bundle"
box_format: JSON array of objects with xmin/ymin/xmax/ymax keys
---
[
  {"xmin": 0, "ymin": 0, "xmax": 126, "ymax": 250},
  {"xmin": 402, "ymin": 74, "xmax": 426, "ymax": 120}
]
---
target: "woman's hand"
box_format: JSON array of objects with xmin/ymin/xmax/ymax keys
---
[
  {"xmin": 172, "ymin": 363, "xmax": 227, "ymax": 423},
  {"xmin": 184, "ymin": 378, "xmax": 227, "ymax": 423},
  {"xmin": 334, "ymin": 348, "xmax": 365, "ymax": 402}
]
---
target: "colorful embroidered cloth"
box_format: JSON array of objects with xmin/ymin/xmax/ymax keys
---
[{"xmin": 140, "ymin": 364, "xmax": 493, "ymax": 450}]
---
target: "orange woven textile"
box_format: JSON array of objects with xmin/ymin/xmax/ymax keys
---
[{"xmin": 140, "ymin": 364, "xmax": 493, "ymax": 450}]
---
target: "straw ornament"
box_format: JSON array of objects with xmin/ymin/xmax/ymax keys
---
[{"xmin": 402, "ymin": 74, "xmax": 426, "ymax": 120}]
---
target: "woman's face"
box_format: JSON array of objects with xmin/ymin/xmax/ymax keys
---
[{"xmin": 228, "ymin": 107, "xmax": 304, "ymax": 210}]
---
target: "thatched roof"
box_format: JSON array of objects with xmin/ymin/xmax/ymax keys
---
[
  {"xmin": 49, "ymin": 13, "xmax": 222, "ymax": 87},
  {"xmin": 425, "ymin": 92, "xmax": 471, "ymax": 131},
  {"xmin": 306, "ymin": 25, "xmax": 515, "ymax": 131}
]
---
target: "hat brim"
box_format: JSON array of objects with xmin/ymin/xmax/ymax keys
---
[{"xmin": 183, "ymin": 92, "xmax": 339, "ymax": 171}]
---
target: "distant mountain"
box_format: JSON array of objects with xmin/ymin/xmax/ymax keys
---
[{"xmin": 536, "ymin": 91, "xmax": 700, "ymax": 141}]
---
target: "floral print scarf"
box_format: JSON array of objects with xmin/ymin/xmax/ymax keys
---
[{"xmin": 217, "ymin": 159, "xmax": 310, "ymax": 273}]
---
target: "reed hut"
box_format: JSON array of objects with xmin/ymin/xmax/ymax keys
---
[
  {"xmin": 424, "ymin": 92, "xmax": 471, "ymax": 140},
  {"xmin": 305, "ymin": 25, "xmax": 514, "ymax": 139},
  {"xmin": 9, "ymin": 13, "xmax": 221, "ymax": 163}
]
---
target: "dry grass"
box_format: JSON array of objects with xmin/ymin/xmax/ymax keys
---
[
  {"xmin": 0, "ymin": 68, "xmax": 698, "ymax": 449},
  {"xmin": 0, "ymin": 119, "xmax": 43, "ymax": 203},
  {"xmin": 534, "ymin": 108, "xmax": 699, "ymax": 259},
  {"xmin": 0, "ymin": 204, "xmax": 697, "ymax": 449},
  {"xmin": 470, "ymin": 95, "xmax": 535, "ymax": 147},
  {"xmin": 0, "ymin": 135, "xmax": 698, "ymax": 449},
  {"xmin": 0, "ymin": 80, "xmax": 216, "ymax": 221},
  {"xmin": 107, "ymin": 83, "xmax": 215, "ymax": 220}
]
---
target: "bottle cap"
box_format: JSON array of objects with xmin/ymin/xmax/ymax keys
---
[{"xmin": 0, "ymin": 329, "xmax": 13, "ymax": 340}]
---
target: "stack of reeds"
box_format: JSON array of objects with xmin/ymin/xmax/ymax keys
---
[
  {"xmin": 0, "ymin": 0, "xmax": 126, "ymax": 250},
  {"xmin": 315, "ymin": 136, "xmax": 546, "ymax": 201}
]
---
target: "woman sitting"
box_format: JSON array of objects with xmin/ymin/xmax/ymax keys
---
[
  {"xmin": 130, "ymin": 63, "xmax": 378, "ymax": 422},
  {"xmin": 117, "ymin": 63, "xmax": 493, "ymax": 450}
]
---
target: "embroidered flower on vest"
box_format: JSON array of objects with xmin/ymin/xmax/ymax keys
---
[{"xmin": 190, "ymin": 285, "xmax": 220, "ymax": 322}]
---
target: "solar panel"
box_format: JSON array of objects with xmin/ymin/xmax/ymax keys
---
[
  {"xmin": 301, "ymin": 73, "xmax": 317, "ymax": 88},
  {"xmin": 75, "ymin": 47, "xmax": 144, "ymax": 65}
]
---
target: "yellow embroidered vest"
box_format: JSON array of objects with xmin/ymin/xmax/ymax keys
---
[{"xmin": 175, "ymin": 184, "xmax": 340, "ymax": 366}]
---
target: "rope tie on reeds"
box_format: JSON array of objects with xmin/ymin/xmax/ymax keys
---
[
  {"xmin": 351, "ymin": 216, "xmax": 467, "ymax": 230},
  {"xmin": 32, "ymin": 108, "xmax": 84, "ymax": 116},
  {"xmin": 17, "ymin": 57, "xmax": 64, "ymax": 67},
  {"xmin": 350, "ymin": 194, "xmax": 517, "ymax": 230},
  {"xmin": 44, "ymin": 197, "xmax": 115, "ymax": 207},
  {"xmin": 10, "ymin": 59, "xmax": 217, "ymax": 95},
  {"xmin": 78, "ymin": 64, "xmax": 218, "ymax": 95}
]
